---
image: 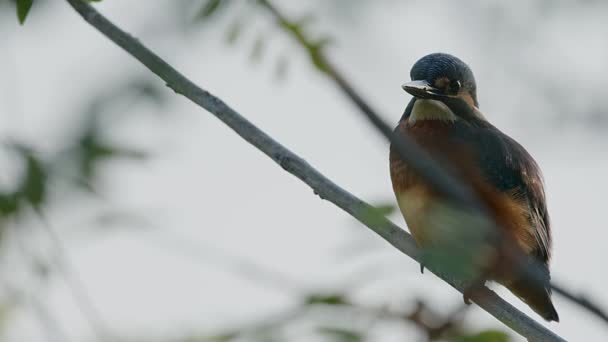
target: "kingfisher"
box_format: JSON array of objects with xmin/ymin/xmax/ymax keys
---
[{"xmin": 389, "ymin": 53, "xmax": 559, "ymax": 321}]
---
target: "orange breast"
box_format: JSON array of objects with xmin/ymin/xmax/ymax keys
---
[{"xmin": 389, "ymin": 120, "xmax": 537, "ymax": 255}]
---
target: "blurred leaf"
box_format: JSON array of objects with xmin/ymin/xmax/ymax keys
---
[
  {"xmin": 1, "ymin": 143, "xmax": 48, "ymax": 214},
  {"xmin": 19, "ymin": 152, "xmax": 47, "ymax": 209},
  {"xmin": 250, "ymin": 34, "xmax": 267, "ymax": 63},
  {"xmin": 201, "ymin": 332, "xmax": 238, "ymax": 341},
  {"xmin": 421, "ymin": 246, "xmax": 481, "ymax": 281},
  {"xmin": 373, "ymin": 203, "xmax": 396, "ymax": 216},
  {"xmin": 452, "ymin": 330, "xmax": 510, "ymax": 342},
  {"xmin": 273, "ymin": 18, "xmax": 330, "ymax": 74},
  {"xmin": 197, "ymin": 0, "xmax": 231, "ymax": 19},
  {"xmin": 225, "ymin": 18, "xmax": 244, "ymax": 45},
  {"xmin": 16, "ymin": 0, "xmax": 33, "ymax": 25},
  {"xmin": 305, "ymin": 293, "xmax": 348, "ymax": 306},
  {"xmin": 32, "ymin": 259, "xmax": 51, "ymax": 279},
  {"xmin": 0, "ymin": 301, "xmax": 15, "ymax": 334},
  {"xmin": 274, "ymin": 55, "xmax": 289, "ymax": 81},
  {"xmin": 255, "ymin": 337, "xmax": 279, "ymax": 342},
  {"xmin": 0, "ymin": 193, "xmax": 19, "ymax": 217},
  {"xmin": 295, "ymin": 13, "xmax": 316, "ymax": 28},
  {"xmin": 318, "ymin": 327, "xmax": 364, "ymax": 342},
  {"xmin": 358, "ymin": 203, "xmax": 396, "ymax": 227},
  {"xmin": 131, "ymin": 79, "xmax": 166, "ymax": 105},
  {"xmin": 77, "ymin": 119, "xmax": 147, "ymax": 181},
  {"xmin": 92, "ymin": 210, "xmax": 149, "ymax": 230},
  {"xmin": 314, "ymin": 36, "xmax": 333, "ymax": 50}
]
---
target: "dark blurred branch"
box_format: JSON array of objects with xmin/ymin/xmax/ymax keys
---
[
  {"xmin": 552, "ymin": 283, "xmax": 608, "ymax": 324},
  {"xmin": 64, "ymin": 1, "xmax": 564, "ymax": 341},
  {"xmin": 145, "ymin": 230, "xmax": 305, "ymax": 294},
  {"xmin": 11, "ymin": 228, "xmax": 70, "ymax": 342},
  {"xmin": 36, "ymin": 213, "xmax": 117, "ymax": 342},
  {"xmin": 321, "ymin": 300, "xmax": 470, "ymax": 341}
]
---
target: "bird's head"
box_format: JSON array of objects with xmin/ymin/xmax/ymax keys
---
[{"xmin": 402, "ymin": 53, "xmax": 479, "ymax": 109}]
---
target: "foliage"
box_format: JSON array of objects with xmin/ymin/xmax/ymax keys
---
[
  {"xmin": 452, "ymin": 330, "xmax": 510, "ymax": 342},
  {"xmin": 14, "ymin": 0, "xmax": 103, "ymax": 24},
  {"xmin": 16, "ymin": 0, "xmax": 33, "ymax": 24}
]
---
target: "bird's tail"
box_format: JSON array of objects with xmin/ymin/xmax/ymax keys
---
[{"xmin": 507, "ymin": 268, "xmax": 559, "ymax": 322}]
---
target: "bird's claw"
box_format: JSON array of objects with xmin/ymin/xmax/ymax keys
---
[{"xmin": 462, "ymin": 281, "xmax": 486, "ymax": 305}]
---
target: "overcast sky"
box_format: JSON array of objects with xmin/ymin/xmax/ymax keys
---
[{"xmin": 2, "ymin": 1, "xmax": 608, "ymax": 341}]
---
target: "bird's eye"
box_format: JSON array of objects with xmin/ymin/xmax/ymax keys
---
[{"xmin": 449, "ymin": 80, "xmax": 461, "ymax": 94}]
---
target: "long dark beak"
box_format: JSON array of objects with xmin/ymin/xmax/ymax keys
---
[{"xmin": 401, "ymin": 80, "xmax": 445, "ymax": 99}]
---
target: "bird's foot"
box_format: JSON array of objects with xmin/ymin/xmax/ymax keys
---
[
  {"xmin": 420, "ymin": 263, "xmax": 425, "ymax": 274},
  {"xmin": 462, "ymin": 280, "xmax": 486, "ymax": 305}
]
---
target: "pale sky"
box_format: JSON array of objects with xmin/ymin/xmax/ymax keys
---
[{"xmin": 2, "ymin": 1, "xmax": 608, "ymax": 341}]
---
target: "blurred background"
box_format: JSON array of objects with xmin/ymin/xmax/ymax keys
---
[{"xmin": 1, "ymin": 0, "xmax": 608, "ymax": 341}]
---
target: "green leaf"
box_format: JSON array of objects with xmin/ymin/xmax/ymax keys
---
[
  {"xmin": 453, "ymin": 330, "xmax": 510, "ymax": 342},
  {"xmin": 16, "ymin": 0, "xmax": 34, "ymax": 25},
  {"xmin": 19, "ymin": 153, "xmax": 47, "ymax": 209},
  {"xmin": 295, "ymin": 14, "xmax": 316, "ymax": 28},
  {"xmin": 249, "ymin": 34, "xmax": 267, "ymax": 63},
  {"xmin": 225, "ymin": 18, "xmax": 244, "ymax": 45},
  {"xmin": 274, "ymin": 55, "xmax": 289, "ymax": 81},
  {"xmin": 0, "ymin": 301, "xmax": 16, "ymax": 334},
  {"xmin": 373, "ymin": 203, "xmax": 396, "ymax": 216},
  {"xmin": 359, "ymin": 203, "xmax": 396, "ymax": 228},
  {"xmin": 77, "ymin": 118, "xmax": 147, "ymax": 181},
  {"xmin": 304, "ymin": 293, "xmax": 348, "ymax": 306},
  {"xmin": 0, "ymin": 193, "xmax": 19, "ymax": 217},
  {"xmin": 318, "ymin": 327, "xmax": 364, "ymax": 342},
  {"xmin": 202, "ymin": 332, "xmax": 238, "ymax": 341},
  {"xmin": 197, "ymin": 0, "xmax": 230, "ymax": 19}
]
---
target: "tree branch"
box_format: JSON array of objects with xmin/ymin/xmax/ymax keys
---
[{"xmin": 65, "ymin": 1, "xmax": 565, "ymax": 341}]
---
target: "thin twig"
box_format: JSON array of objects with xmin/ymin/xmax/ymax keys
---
[
  {"xmin": 36, "ymin": 212, "xmax": 116, "ymax": 342},
  {"xmin": 144, "ymin": 230, "xmax": 306, "ymax": 294},
  {"xmin": 323, "ymin": 300, "xmax": 470, "ymax": 341},
  {"xmin": 10, "ymin": 224, "xmax": 71, "ymax": 342},
  {"xmin": 144, "ymin": 229, "xmax": 470, "ymax": 340},
  {"xmin": 64, "ymin": 1, "xmax": 565, "ymax": 341},
  {"xmin": 552, "ymin": 283, "xmax": 608, "ymax": 325}
]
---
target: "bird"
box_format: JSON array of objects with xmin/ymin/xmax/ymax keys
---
[{"xmin": 389, "ymin": 53, "xmax": 559, "ymax": 322}]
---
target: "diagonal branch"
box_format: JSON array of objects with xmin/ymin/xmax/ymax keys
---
[{"xmin": 65, "ymin": 1, "xmax": 565, "ymax": 341}]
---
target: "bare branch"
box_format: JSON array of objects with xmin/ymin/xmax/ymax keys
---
[
  {"xmin": 36, "ymin": 212, "xmax": 117, "ymax": 342},
  {"xmin": 64, "ymin": 1, "xmax": 566, "ymax": 341},
  {"xmin": 552, "ymin": 283, "xmax": 608, "ymax": 325}
]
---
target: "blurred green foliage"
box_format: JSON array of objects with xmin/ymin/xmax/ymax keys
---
[
  {"xmin": 452, "ymin": 330, "xmax": 509, "ymax": 342},
  {"xmin": 319, "ymin": 327, "xmax": 364, "ymax": 342},
  {"xmin": 0, "ymin": 90, "xmax": 153, "ymax": 222},
  {"xmin": 16, "ymin": 0, "xmax": 32, "ymax": 24},
  {"xmin": 13, "ymin": 0, "xmax": 104, "ymax": 24},
  {"xmin": 196, "ymin": 0, "xmax": 231, "ymax": 19}
]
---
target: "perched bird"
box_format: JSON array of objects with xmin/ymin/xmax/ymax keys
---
[{"xmin": 389, "ymin": 53, "xmax": 559, "ymax": 322}]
